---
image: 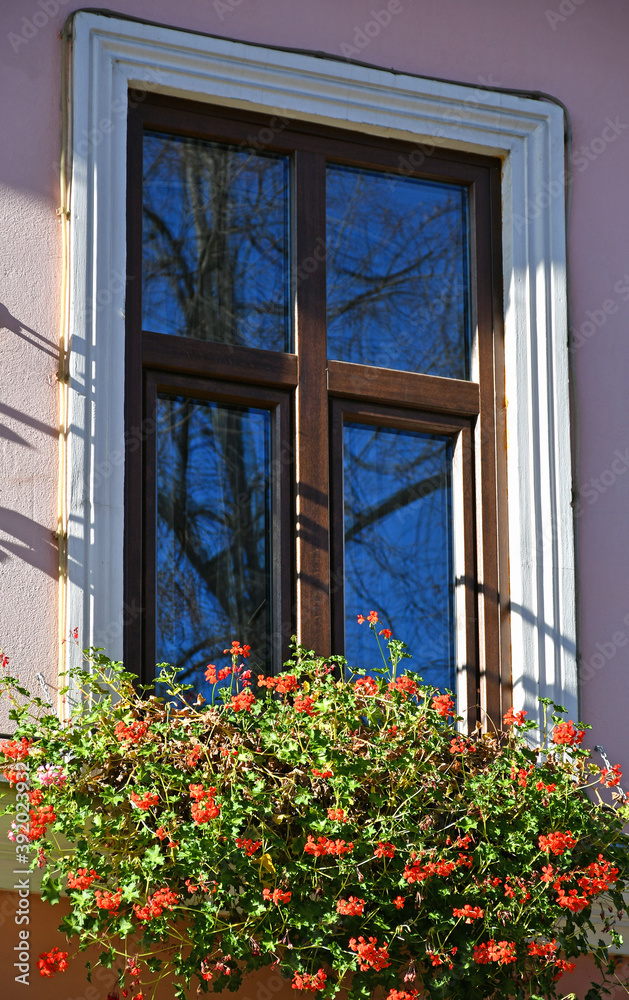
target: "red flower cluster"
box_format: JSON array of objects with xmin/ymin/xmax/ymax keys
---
[
  {"xmin": 294, "ymin": 695, "xmax": 317, "ymax": 716},
  {"xmin": 511, "ymin": 764, "xmax": 533, "ymax": 788},
  {"xmin": 0, "ymin": 737, "xmax": 31, "ymax": 760},
  {"xmin": 379, "ymin": 628, "xmax": 393, "ymax": 638},
  {"xmin": 389, "ymin": 676, "xmax": 418, "ymax": 698},
  {"xmin": 538, "ymin": 830, "xmax": 576, "ymax": 855},
  {"xmin": 185, "ymin": 877, "xmax": 217, "ymax": 895},
  {"xmin": 205, "ymin": 664, "xmax": 232, "ymax": 684},
  {"xmin": 431, "ymin": 693, "xmax": 454, "ymax": 718},
  {"xmin": 349, "ymin": 936, "xmax": 390, "ymax": 971},
  {"xmin": 263, "ymin": 887, "xmax": 291, "ymax": 905},
  {"xmin": 311, "ymin": 768, "xmax": 332, "ymax": 778},
  {"xmin": 257, "ymin": 673, "xmax": 299, "ymax": 694},
  {"xmin": 327, "ymin": 808, "xmax": 346, "ymax": 822},
  {"xmin": 291, "ymin": 968, "xmax": 327, "ymax": 991},
  {"xmin": 453, "ymin": 904, "xmax": 484, "ymax": 922},
  {"xmin": 130, "ymin": 790, "xmax": 159, "ymax": 810},
  {"xmin": 336, "ymin": 896, "xmax": 365, "ymax": 915},
  {"xmin": 186, "ymin": 745, "xmax": 202, "ymax": 768},
  {"xmin": 95, "ymin": 888, "xmax": 123, "ymax": 912},
  {"xmin": 450, "ymin": 737, "xmax": 475, "ymax": 755},
  {"xmin": 189, "ymin": 784, "xmax": 220, "ymax": 824},
  {"xmin": 402, "ymin": 853, "xmax": 458, "ymax": 883},
  {"xmin": 29, "ymin": 802, "xmax": 56, "ymax": 841},
  {"xmin": 67, "ymin": 868, "xmax": 100, "ymax": 890},
  {"xmin": 600, "ymin": 764, "xmax": 622, "ymax": 787},
  {"xmin": 503, "ymin": 707, "xmax": 527, "ymax": 727},
  {"xmin": 230, "ymin": 691, "xmax": 256, "ymax": 712},
  {"xmin": 553, "ymin": 855, "xmax": 619, "ymax": 912},
  {"xmin": 503, "ymin": 876, "xmax": 530, "ymax": 902},
  {"xmin": 133, "ymin": 887, "xmax": 179, "ymax": 922},
  {"xmin": 235, "ymin": 836, "xmax": 262, "ymax": 856},
  {"xmin": 387, "ymin": 991, "xmax": 418, "ymax": 1000},
  {"xmin": 393, "ymin": 895, "xmax": 405, "ymax": 909},
  {"xmin": 304, "ymin": 835, "xmax": 354, "ymax": 856},
  {"xmin": 224, "ymin": 641, "xmax": 251, "ymax": 659},
  {"xmin": 473, "ymin": 940, "xmax": 517, "ymax": 965},
  {"xmin": 37, "ymin": 947, "xmax": 69, "ymax": 978},
  {"xmin": 536, "ymin": 779, "xmax": 556, "ymax": 794},
  {"xmin": 114, "ymin": 720, "xmax": 148, "ymax": 744},
  {"xmin": 552, "ymin": 720, "xmax": 585, "ymax": 746},
  {"xmin": 357, "ymin": 611, "xmax": 379, "ymax": 625},
  {"xmin": 354, "ymin": 677, "xmax": 378, "ymax": 697},
  {"xmin": 528, "ymin": 939, "xmax": 558, "ymax": 959},
  {"xmin": 374, "ymin": 841, "xmax": 395, "ymax": 859}
]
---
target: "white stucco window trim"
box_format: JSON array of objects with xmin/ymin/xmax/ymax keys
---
[{"xmin": 63, "ymin": 10, "xmax": 577, "ymax": 723}]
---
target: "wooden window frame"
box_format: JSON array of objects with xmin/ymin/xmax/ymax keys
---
[
  {"xmin": 64, "ymin": 13, "xmax": 577, "ymax": 727},
  {"xmin": 124, "ymin": 95, "xmax": 508, "ymax": 727}
]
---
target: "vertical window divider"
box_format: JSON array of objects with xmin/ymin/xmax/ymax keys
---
[{"xmin": 293, "ymin": 149, "xmax": 330, "ymax": 654}]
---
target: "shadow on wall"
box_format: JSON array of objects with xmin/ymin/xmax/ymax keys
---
[
  {"xmin": 0, "ymin": 508, "xmax": 58, "ymax": 578},
  {"xmin": 0, "ymin": 302, "xmax": 58, "ymax": 360}
]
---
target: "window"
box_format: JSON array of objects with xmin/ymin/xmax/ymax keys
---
[
  {"xmin": 63, "ymin": 12, "xmax": 577, "ymax": 730},
  {"xmin": 123, "ymin": 97, "xmax": 506, "ymax": 724}
]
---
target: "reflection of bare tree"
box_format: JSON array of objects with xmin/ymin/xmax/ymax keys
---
[
  {"xmin": 156, "ymin": 396, "xmax": 270, "ymax": 682},
  {"xmin": 327, "ymin": 164, "xmax": 469, "ymax": 379},
  {"xmin": 343, "ymin": 425, "xmax": 453, "ymax": 683},
  {"xmin": 143, "ymin": 136, "xmax": 463, "ymax": 687},
  {"xmin": 143, "ymin": 135, "xmax": 289, "ymax": 348}
]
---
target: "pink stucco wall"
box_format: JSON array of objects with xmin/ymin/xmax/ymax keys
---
[
  {"xmin": 4, "ymin": 0, "xmax": 628, "ymax": 754},
  {"xmin": 1, "ymin": 0, "xmax": 629, "ymax": 995}
]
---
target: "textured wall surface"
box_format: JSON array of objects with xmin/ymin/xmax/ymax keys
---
[{"xmin": 1, "ymin": 0, "xmax": 629, "ymax": 994}]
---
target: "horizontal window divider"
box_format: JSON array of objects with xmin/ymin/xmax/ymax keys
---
[
  {"xmin": 327, "ymin": 360, "xmax": 480, "ymax": 417},
  {"xmin": 141, "ymin": 331, "xmax": 299, "ymax": 387}
]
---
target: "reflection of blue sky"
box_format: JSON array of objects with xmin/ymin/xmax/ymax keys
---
[
  {"xmin": 143, "ymin": 132, "xmax": 290, "ymax": 351},
  {"xmin": 327, "ymin": 164, "xmax": 470, "ymax": 380},
  {"xmin": 155, "ymin": 395, "xmax": 271, "ymax": 702},
  {"xmin": 343, "ymin": 423, "xmax": 454, "ymax": 692}
]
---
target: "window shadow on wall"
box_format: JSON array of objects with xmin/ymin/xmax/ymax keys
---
[
  {"xmin": 0, "ymin": 302, "xmax": 58, "ymax": 360},
  {"xmin": 0, "ymin": 508, "xmax": 58, "ymax": 578}
]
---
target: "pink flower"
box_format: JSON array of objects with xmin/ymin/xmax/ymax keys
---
[{"xmin": 36, "ymin": 765, "xmax": 67, "ymax": 788}]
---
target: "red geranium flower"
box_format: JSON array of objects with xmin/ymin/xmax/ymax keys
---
[{"xmin": 37, "ymin": 947, "xmax": 69, "ymax": 978}]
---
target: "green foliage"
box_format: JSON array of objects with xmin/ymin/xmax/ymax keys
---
[{"xmin": 1, "ymin": 626, "xmax": 628, "ymax": 1000}]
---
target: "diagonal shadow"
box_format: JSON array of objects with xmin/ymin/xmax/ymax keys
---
[
  {"xmin": 0, "ymin": 508, "xmax": 58, "ymax": 578},
  {"xmin": 0, "ymin": 302, "xmax": 58, "ymax": 360}
]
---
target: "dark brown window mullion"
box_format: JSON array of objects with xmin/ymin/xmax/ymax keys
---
[
  {"xmin": 294, "ymin": 150, "xmax": 331, "ymax": 654},
  {"xmin": 469, "ymin": 170, "xmax": 507, "ymax": 729},
  {"xmin": 141, "ymin": 371, "xmax": 158, "ymax": 682}
]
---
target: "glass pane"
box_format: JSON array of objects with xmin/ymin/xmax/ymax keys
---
[
  {"xmin": 143, "ymin": 132, "xmax": 290, "ymax": 351},
  {"xmin": 343, "ymin": 422, "xmax": 454, "ymax": 689},
  {"xmin": 327, "ymin": 164, "xmax": 470, "ymax": 379},
  {"xmin": 156, "ymin": 395, "xmax": 272, "ymax": 698}
]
